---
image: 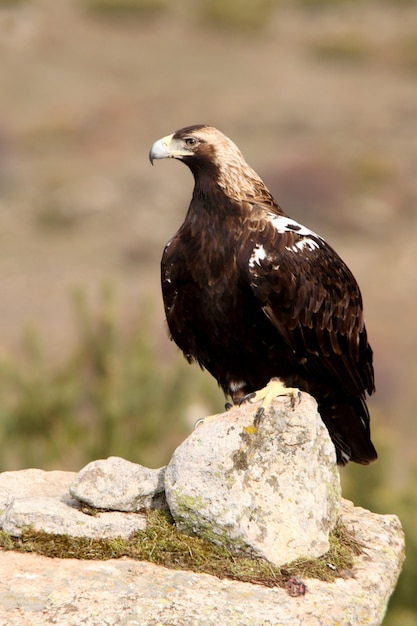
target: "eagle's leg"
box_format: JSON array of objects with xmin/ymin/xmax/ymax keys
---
[{"xmin": 246, "ymin": 378, "xmax": 301, "ymax": 426}]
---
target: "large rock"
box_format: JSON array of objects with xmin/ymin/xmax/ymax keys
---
[
  {"xmin": 0, "ymin": 499, "xmax": 405, "ymax": 626},
  {"xmin": 165, "ymin": 393, "xmax": 341, "ymax": 566},
  {"xmin": 70, "ymin": 456, "xmax": 168, "ymax": 511},
  {"xmin": 0, "ymin": 395, "xmax": 405, "ymax": 624}
]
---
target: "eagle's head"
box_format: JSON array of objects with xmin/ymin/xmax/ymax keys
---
[
  {"xmin": 149, "ymin": 124, "xmax": 241, "ymax": 169},
  {"xmin": 149, "ymin": 124, "xmax": 276, "ymax": 207}
]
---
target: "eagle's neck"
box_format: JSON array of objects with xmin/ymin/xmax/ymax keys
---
[
  {"xmin": 217, "ymin": 162, "xmax": 270, "ymax": 203},
  {"xmin": 188, "ymin": 159, "xmax": 280, "ymax": 216}
]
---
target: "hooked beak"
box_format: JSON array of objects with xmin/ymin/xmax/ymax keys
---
[
  {"xmin": 149, "ymin": 132, "xmax": 196, "ymax": 165},
  {"xmin": 149, "ymin": 134, "xmax": 173, "ymax": 165}
]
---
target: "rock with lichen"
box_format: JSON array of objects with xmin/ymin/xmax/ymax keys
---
[
  {"xmin": 2, "ymin": 496, "xmax": 146, "ymax": 539},
  {"xmin": 0, "ymin": 468, "xmax": 146, "ymax": 540},
  {"xmin": 0, "ymin": 390, "xmax": 405, "ymax": 625},
  {"xmin": 165, "ymin": 392, "xmax": 341, "ymax": 566},
  {"xmin": 0, "ymin": 501, "xmax": 405, "ymax": 626},
  {"xmin": 70, "ymin": 456, "xmax": 168, "ymax": 511}
]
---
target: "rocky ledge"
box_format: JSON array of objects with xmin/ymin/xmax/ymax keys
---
[{"xmin": 0, "ymin": 393, "xmax": 405, "ymax": 625}]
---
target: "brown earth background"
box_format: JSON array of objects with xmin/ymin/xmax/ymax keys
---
[{"xmin": 0, "ymin": 1, "xmax": 416, "ymax": 624}]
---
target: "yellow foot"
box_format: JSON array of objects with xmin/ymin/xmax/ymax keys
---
[{"xmin": 245, "ymin": 379, "xmax": 301, "ymax": 426}]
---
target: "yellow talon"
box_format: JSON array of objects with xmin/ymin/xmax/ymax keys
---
[{"xmin": 248, "ymin": 379, "xmax": 301, "ymax": 425}]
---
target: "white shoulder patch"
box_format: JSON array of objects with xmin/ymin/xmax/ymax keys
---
[
  {"xmin": 249, "ymin": 243, "xmax": 267, "ymax": 268},
  {"xmin": 286, "ymin": 238, "xmax": 321, "ymax": 253},
  {"xmin": 270, "ymin": 215, "xmax": 322, "ymax": 239},
  {"xmin": 270, "ymin": 215, "xmax": 324, "ymax": 254}
]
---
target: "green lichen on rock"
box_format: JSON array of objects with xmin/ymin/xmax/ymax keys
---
[
  {"xmin": 169, "ymin": 489, "xmax": 250, "ymax": 552},
  {"xmin": 326, "ymin": 465, "xmax": 342, "ymax": 525}
]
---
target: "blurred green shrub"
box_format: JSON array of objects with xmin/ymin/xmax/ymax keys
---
[
  {"xmin": 34, "ymin": 198, "xmax": 85, "ymax": 232},
  {"xmin": 382, "ymin": 0, "xmax": 417, "ymax": 5},
  {"xmin": 310, "ymin": 33, "xmax": 373, "ymax": 64},
  {"xmin": 82, "ymin": 0, "xmax": 168, "ymax": 17},
  {"xmin": 0, "ymin": 285, "xmax": 221, "ymax": 471},
  {"xmin": 0, "ymin": 0, "xmax": 27, "ymax": 6},
  {"xmin": 350, "ymin": 154, "xmax": 395, "ymax": 193},
  {"xmin": 397, "ymin": 34, "xmax": 417, "ymax": 73},
  {"xmin": 295, "ymin": 0, "xmax": 363, "ymax": 8},
  {"xmin": 201, "ymin": 0, "xmax": 274, "ymax": 32}
]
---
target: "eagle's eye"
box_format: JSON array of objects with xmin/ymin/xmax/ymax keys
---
[{"xmin": 184, "ymin": 137, "xmax": 198, "ymax": 147}]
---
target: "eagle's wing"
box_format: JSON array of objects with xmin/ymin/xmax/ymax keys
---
[
  {"xmin": 161, "ymin": 236, "xmax": 186, "ymax": 341},
  {"xmin": 161, "ymin": 231, "xmax": 207, "ymax": 362},
  {"xmin": 240, "ymin": 214, "xmax": 374, "ymax": 398}
]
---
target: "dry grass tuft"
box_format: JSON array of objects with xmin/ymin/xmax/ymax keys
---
[{"xmin": 0, "ymin": 511, "xmax": 361, "ymax": 588}]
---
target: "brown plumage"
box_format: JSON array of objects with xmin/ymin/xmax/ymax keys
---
[{"xmin": 149, "ymin": 124, "xmax": 377, "ymax": 465}]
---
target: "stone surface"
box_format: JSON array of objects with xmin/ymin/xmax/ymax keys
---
[
  {"xmin": 70, "ymin": 455, "xmax": 168, "ymax": 511},
  {"xmin": 2, "ymin": 496, "xmax": 146, "ymax": 539},
  {"xmin": 0, "ymin": 395, "xmax": 405, "ymax": 624},
  {"xmin": 0, "ymin": 499, "xmax": 404, "ymax": 626},
  {"xmin": 0, "ymin": 468, "xmax": 146, "ymax": 540},
  {"xmin": 0, "ymin": 468, "xmax": 77, "ymax": 515},
  {"xmin": 165, "ymin": 393, "xmax": 341, "ymax": 566}
]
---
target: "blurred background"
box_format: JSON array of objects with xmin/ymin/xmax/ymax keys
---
[{"xmin": 0, "ymin": 0, "xmax": 416, "ymax": 622}]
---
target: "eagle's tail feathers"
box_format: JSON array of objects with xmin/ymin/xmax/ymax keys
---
[{"xmin": 319, "ymin": 394, "xmax": 377, "ymax": 466}]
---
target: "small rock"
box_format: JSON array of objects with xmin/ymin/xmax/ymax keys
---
[
  {"xmin": 165, "ymin": 393, "xmax": 341, "ymax": 566},
  {"xmin": 0, "ymin": 469, "xmax": 77, "ymax": 511},
  {"xmin": 2, "ymin": 496, "xmax": 146, "ymax": 539},
  {"xmin": 70, "ymin": 456, "xmax": 168, "ymax": 511}
]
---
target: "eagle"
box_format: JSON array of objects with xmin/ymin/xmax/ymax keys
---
[{"xmin": 149, "ymin": 124, "xmax": 377, "ymax": 466}]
